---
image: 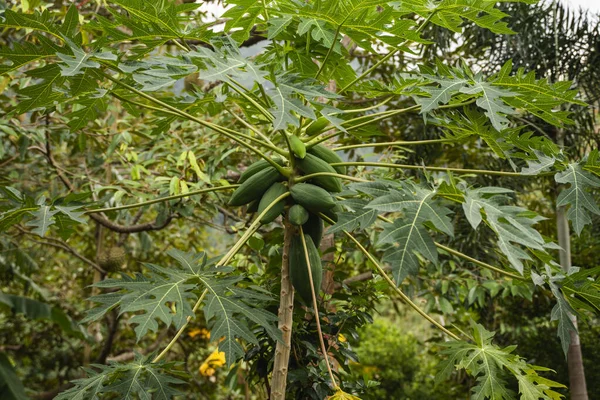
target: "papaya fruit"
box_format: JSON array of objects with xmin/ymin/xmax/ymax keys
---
[
  {"xmin": 303, "ymin": 213, "xmax": 323, "ymax": 247},
  {"xmin": 296, "ymin": 153, "xmax": 342, "ymax": 192},
  {"xmin": 289, "ymin": 135, "xmax": 306, "ymax": 159},
  {"xmin": 239, "ymin": 157, "xmax": 284, "ymax": 183},
  {"xmin": 290, "ymin": 183, "xmax": 336, "ymax": 212},
  {"xmin": 305, "ymin": 117, "xmax": 329, "ymax": 136},
  {"xmin": 308, "ymin": 144, "xmax": 346, "ymax": 175},
  {"xmin": 247, "ymin": 198, "xmax": 260, "ymax": 213},
  {"xmin": 229, "ymin": 167, "xmax": 282, "ymax": 206},
  {"xmin": 288, "ymin": 204, "xmax": 309, "ymax": 226},
  {"xmin": 289, "ymin": 234, "xmax": 322, "ymax": 304},
  {"xmin": 257, "ymin": 182, "xmax": 287, "ymax": 224},
  {"xmin": 321, "ymin": 203, "xmax": 341, "ymax": 223}
]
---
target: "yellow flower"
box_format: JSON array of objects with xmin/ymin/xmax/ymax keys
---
[
  {"xmin": 327, "ymin": 389, "xmax": 362, "ymax": 400},
  {"xmin": 337, "ymin": 333, "xmax": 347, "ymax": 343},
  {"xmin": 199, "ymin": 349, "xmax": 226, "ymax": 377},
  {"xmin": 188, "ymin": 328, "xmax": 211, "ymax": 339}
]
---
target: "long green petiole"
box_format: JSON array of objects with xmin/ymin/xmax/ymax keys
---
[
  {"xmin": 298, "ymin": 226, "xmax": 340, "ymax": 390},
  {"xmin": 102, "ymin": 72, "xmax": 288, "ymax": 175},
  {"xmin": 294, "ymin": 172, "xmax": 369, "ymax": 183},
  {"xmin": 226, "ymin": 80, "xmax": 274, "ymax": 122},
  {"xmin": 332, "ymin": 161, "xmax": 545, "ymax": 177},
  {"xmin": 85, "ymin": 185, "xmax": 239, "ymax": 215},
  {"xmin": 434, "ymin": 242, "xmax": 526, "ymax": 281},
  {"xmin": 336, "ymin": 225, "xmax": 463, "ymax": 341},
  {"xmin": 332, "ymin": 138, "xmax": 454, "ymax": 151}
]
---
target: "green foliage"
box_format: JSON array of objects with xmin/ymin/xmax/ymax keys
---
[
  {"xmin": 0, "ymin": 293, "xmax": 84, "ymax": 338},
  {"xmin": 54, "ymin": 355, "xmax": 184, "ymax": 400},
  {"xmin": 351, "ymin": 317, "xmax": 466, "ymax": 400},
  {"xmin": 85, "ymin": 249, "xmax": 280, "ymax": 365},
  {"xmin": 462, "ymin": 187, "xmax": 550, "ymax": 274},
  {"xmin": 0, "ymin": 0, "xmax": 598, "ymax": 398},
  {"xmin": 555, "ymin": 163, "xmax": 600, "ymax": 235},
  {"xmin": 438, "ymin": 322, "xmax": 565, "ymax": 400},
  {"xmin": 0, "ymin": 353, "xmax": 28, "ymax": 400}
]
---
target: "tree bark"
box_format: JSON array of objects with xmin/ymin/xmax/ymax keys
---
[
  {"xmin": 270, "ymin": 222, "xmax": 295, "ymax": 399},
  {"xmin": 557, "ymin": 205, "xmax": 588, "ymax": 400}
]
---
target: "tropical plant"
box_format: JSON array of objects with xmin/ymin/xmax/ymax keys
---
[{"xmin": 1, "ymin": 0, "xmax": 599, "ymax": 399}]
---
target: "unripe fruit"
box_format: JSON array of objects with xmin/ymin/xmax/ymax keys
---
[
  {"xmin": 288, "ymin": 204, "xmax": 309, "ymax": 226},
  {"xmin": 290, "ymin": 183, "xmax": 336, "ymax": 212},
  {"xmin": 98, "ymin": 247, "xmax": 126, "ymax": 271},
  {"xmin": 257, "ymin": 182, "xmax": 287, "ymax": 224},
  {"xmin": 289, "ymin": 135, "xmax": 306, "ymax": 159},
  {"xmin": 229, "ymin": 167, "xmax": 282, "ymax": 206},
  {"xmin": 289, "ymin": 234, "xmax": 322, "ymax": 304},
  {"xmin": 296, "ymin": 154, "xmax": 342, "ymax": 192}
]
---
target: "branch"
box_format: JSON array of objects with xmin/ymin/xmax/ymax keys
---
[
  {"xmin": 43, "ymin": 131, "xmax": 178, "ymax": 234},
  {"xmin": 16, "ymin": 226, "xmax": 105, "ymax": 274}
]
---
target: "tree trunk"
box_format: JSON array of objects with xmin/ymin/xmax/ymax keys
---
[
  {"xmin": 557, "ymin": 205, "xmax": 588, "ymax": 400},
  {"xmin": 270, "ymin": 222, "xmax": 295, "ymax": 399}
]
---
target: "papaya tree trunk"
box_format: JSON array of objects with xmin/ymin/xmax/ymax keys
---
[
  {"xmin": 557, "ymin": 205, "xmax": 588, "ymax": 400},
  {"xmin": 271, "ymin": 221, "xmax": 295, "ymax": 399}
]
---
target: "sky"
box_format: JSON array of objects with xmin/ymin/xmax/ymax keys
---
[{"xmin": 564, "ymin": 0, "xmax": 600, "ymax": 12}]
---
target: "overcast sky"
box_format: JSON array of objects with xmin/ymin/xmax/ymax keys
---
[{"xmin": 564, "ymin": 0, "xmax": 600, "ymax": 12}]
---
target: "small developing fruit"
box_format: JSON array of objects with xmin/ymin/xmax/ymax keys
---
[
  {"xmin": 289, "ymin": 135, "xmax": 306, "ymax": 159},
  {"xmin": 288, "ymin": 204, "xmax": 309, "ymax": 226},
  {"xmin": 98, "ymin": 247, "xmax": 126, "ymax": 271},
  {"xmin": 305, "ymin": 116, "xmax": 329, "ymax": 136}
]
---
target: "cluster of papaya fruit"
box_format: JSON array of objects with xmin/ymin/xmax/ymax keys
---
[{"xmin": 228, "ymin": 124, "xmax": 344, "ymax": 303}]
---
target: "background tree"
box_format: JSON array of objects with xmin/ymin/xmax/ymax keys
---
[{"xmin": 0, "ymin": 1, "xmax": 599, "ymax": 399}]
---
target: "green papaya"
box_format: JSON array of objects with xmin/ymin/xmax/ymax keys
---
[
  {"xmin": 288, "ymin": 204, "xmax": 309, "ymax": 226},
  {"xmin": 239, "ymin": 157, "xmax": 284, "ymax": 183},
  {"xmin": 289, "ymin": 135, "xmax": 306, "ymax": 159},
  {"xmin": 307, "ymin": 144, "xmax": 346, "ymax": 175},
  {"xmin": 257, "ymin": 182, "xmax": 288, "ymax": 224},
  {"xmin": 290, "ymin": 183, "xmax": 336, "ymax": 212},
  {"xmin": 247, "ymin": 198, "xmax": 260, "ymax": 213},
  {"xmin": 289, "ymin": 234, "xmax": 322, "ymax": 304},
  {"xmin": 296, "ymin": 154, "xmax": 342, "ymax": 192},
  {"xmin": 321, "ymin": 203, "xmax": 341, "ymax": 223},
  {"xmin": 229, "ymin": 167, "xmax": 282, "ymax": 206},
  {"xmin": 305, "ymin": 117, "xmax": 329, "ymax": 136},
  {"xmin": 303, "ymin": 213, "xmax": 323, "ymax": 247}
]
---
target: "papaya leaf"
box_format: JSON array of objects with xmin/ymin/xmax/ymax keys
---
[
  {"xmin": 367, "ymin": 182, "xmax": 454, "ymax": 284},
  {"xmin": 463, "ymin": 187, "xmax": 548, "ymax": 273},
  {"xmin": 438, "ymin": 321, "xmax": 565, "ymax": 400},
  {"xmin": 555, "ymin": 162, "xmax": 600, "ymax": 235},
  {"xmin": 55, "ymin": 355, "xmax": 184, "ymax": 400}
]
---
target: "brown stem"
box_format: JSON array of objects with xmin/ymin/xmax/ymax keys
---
[{"xmin": 270, "ymin": 221, "xmax": 295, "ymax": 399}]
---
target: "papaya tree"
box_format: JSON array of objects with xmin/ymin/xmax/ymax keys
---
[{"xmin": 1, "ymin": 0, "xmax": 599, "ymax": 399}]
